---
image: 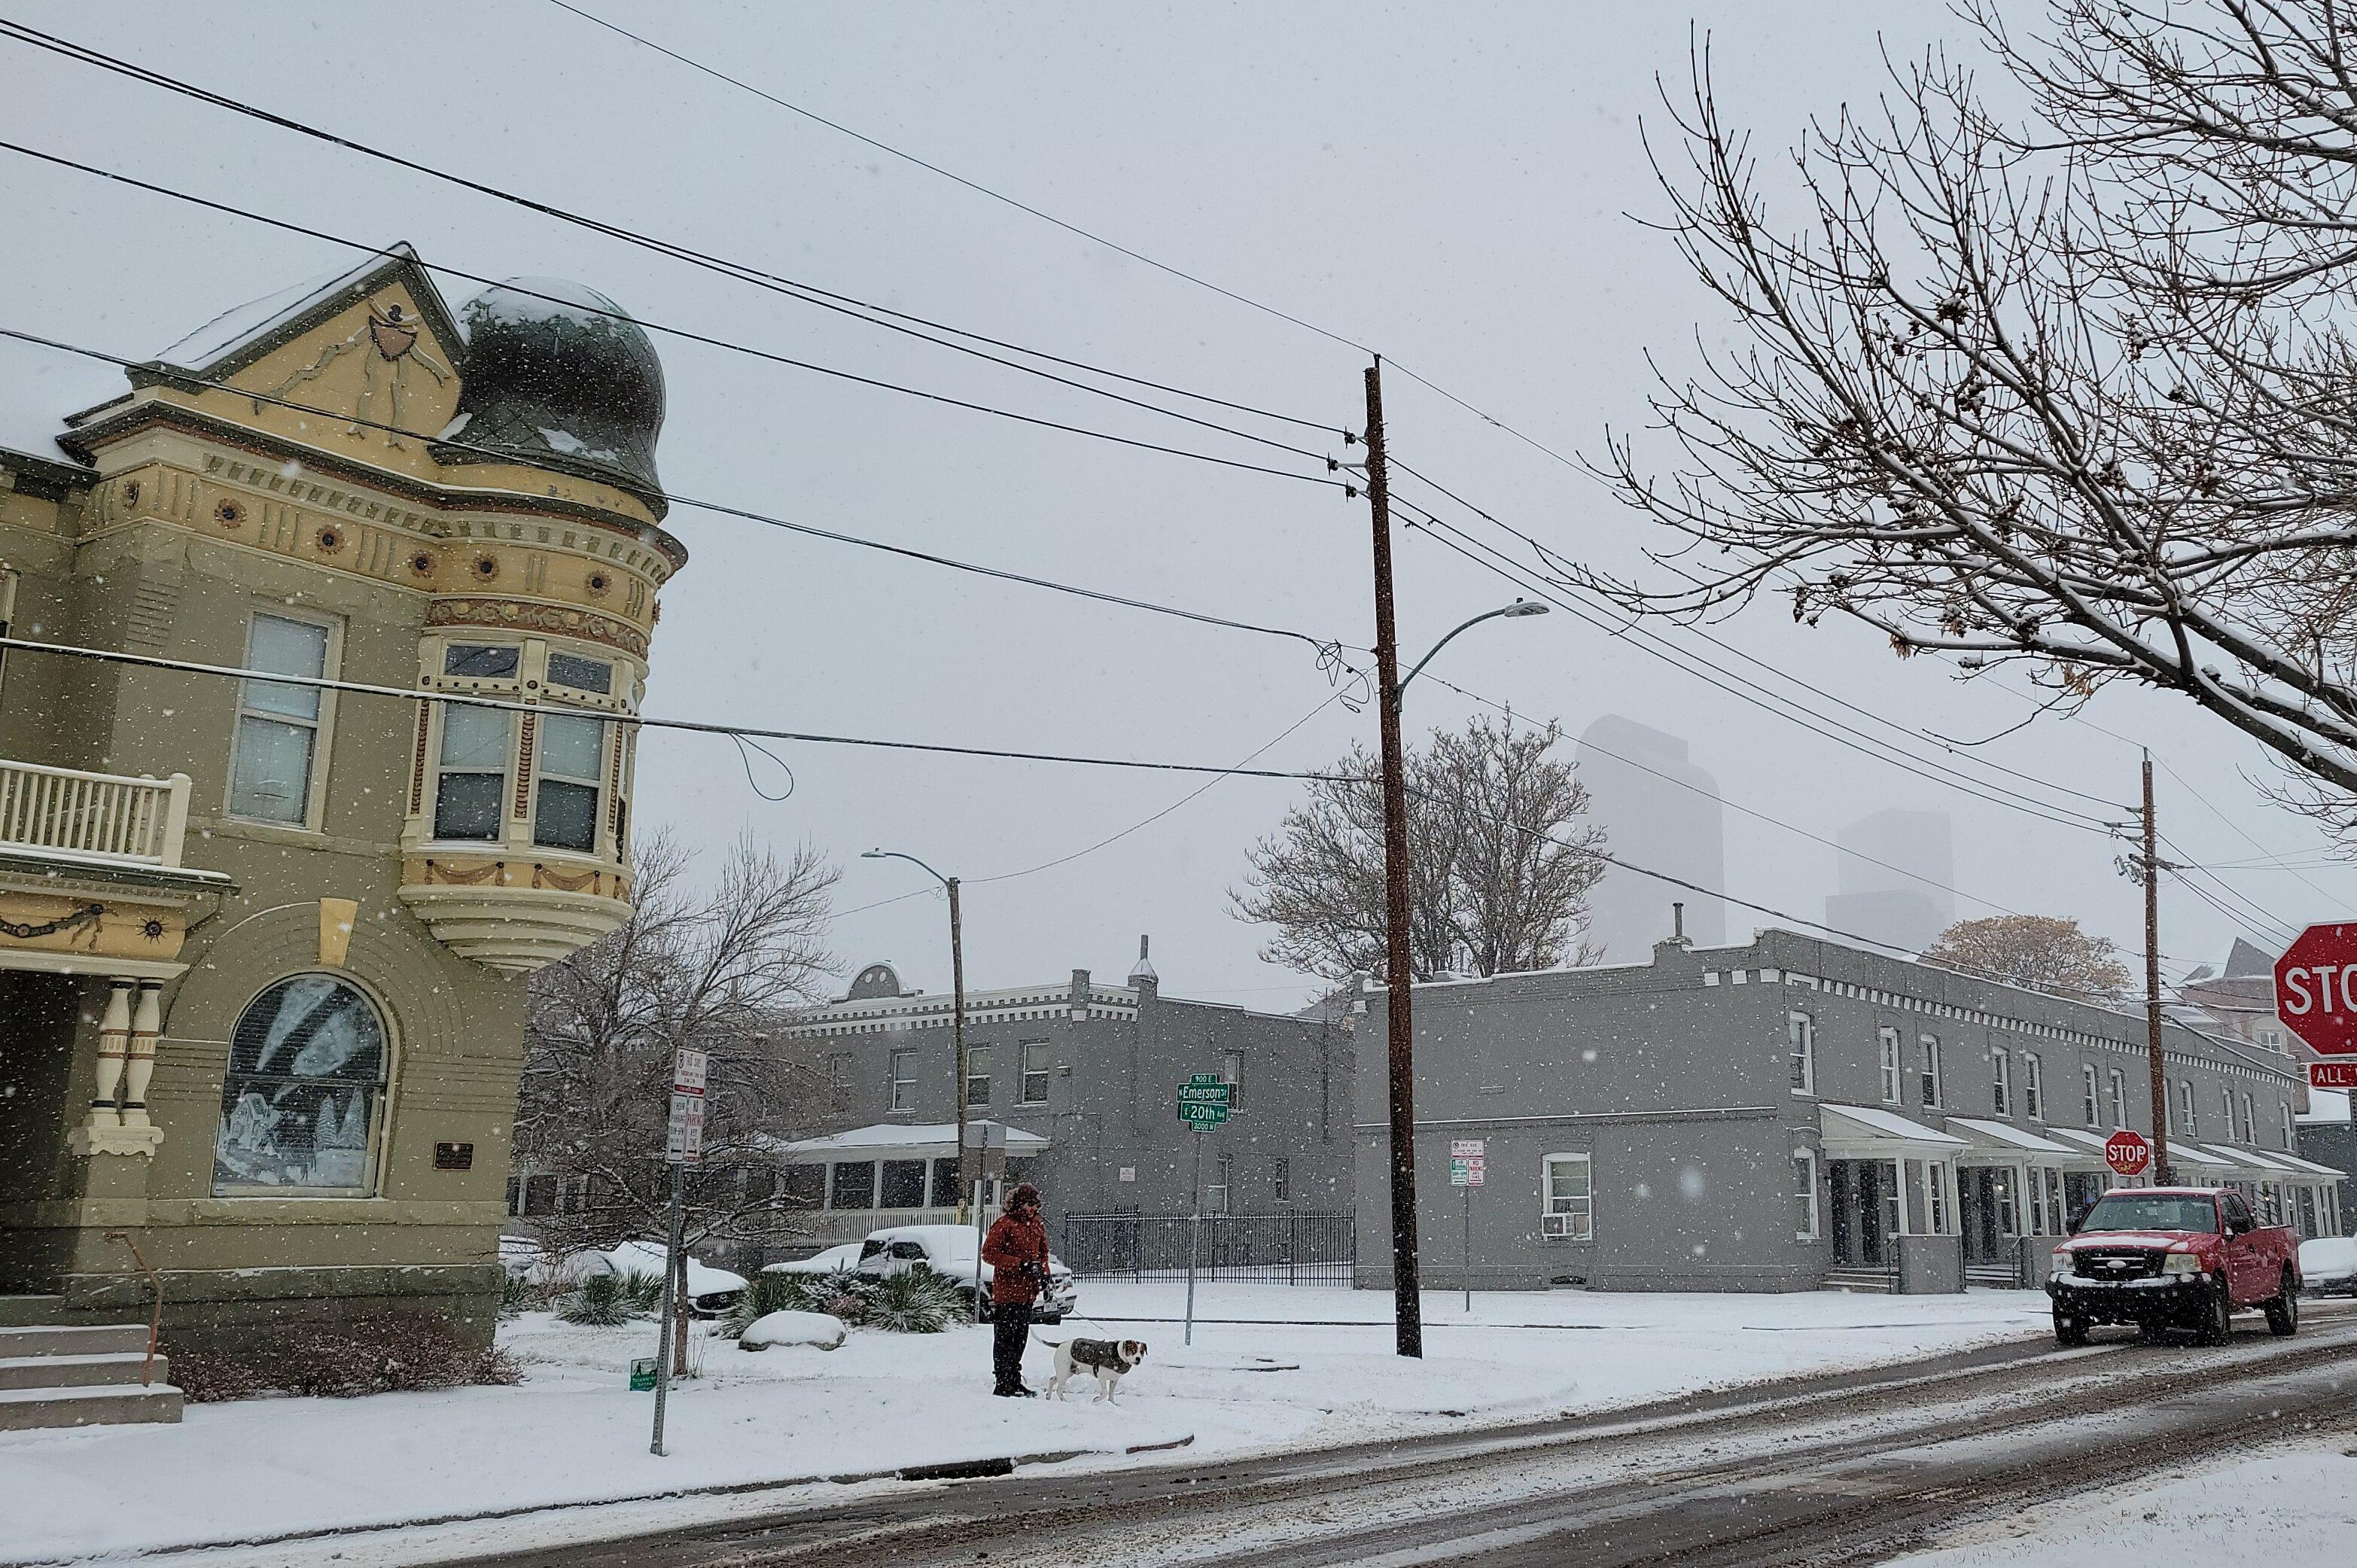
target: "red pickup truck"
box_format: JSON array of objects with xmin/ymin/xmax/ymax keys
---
[{"xmin": 2047, "ymin": 1186, "xmax": 2301, "ymax": 1346}]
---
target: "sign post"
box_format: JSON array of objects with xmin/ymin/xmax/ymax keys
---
[
  {"xmin": 964, "ymin": 1121, "xmax": 1006, "ymax": 1324},
  {"xmin": 1449, "ymin": 1140, "xmax": 1485, "ymax": 1311},
  {"xmin": 1176, "ymin": 1074, "xmax": 1232, "ymax": 1347},
  {"xmin": 2104, "ymin": 1129, "xmax": 2151, "ymax": 1181},
  {"xmin": 650, "ymin": 1046, "xmax": 705, "ymax": 1457}
]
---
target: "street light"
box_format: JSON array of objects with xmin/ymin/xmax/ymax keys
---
[
  {"xmin": 1372, "ymin": 577, "xmax": 1552, "ymax": 1359},
  {"xmin": 1397, "ymin": 601, "xmax": 1550, "ymax": 703},
  {"xmin": 860, "ymin": 849, "xmax": 972, "ymax": 1237}
]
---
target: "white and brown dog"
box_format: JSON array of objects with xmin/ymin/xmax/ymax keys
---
[{"xmin": 1040, "ymin": 1335, "xmax": 1149, "ymax": 1402}]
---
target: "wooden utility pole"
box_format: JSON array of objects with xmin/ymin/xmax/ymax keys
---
[
  {"xmin": 1363, "ymin": 358, "xmax": 1423, "ymax": 1358},
  {"xmin": 2143, "ymin": 753, "xmax": 2175, "ymax": 1186}
]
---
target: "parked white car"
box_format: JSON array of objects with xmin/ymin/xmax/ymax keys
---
[
  {"xmin": 2298, "ymin": 1236, "xmax": 2357, "ymax": 1297},
  {"xmin": 590, "ymin": 1241, "xmax": 748, "ymax": 1317},
  {"xmin": 855, "ymin": 1224, "xmax": 1079, "ymax": 1323},
  {"xmin": 763, "ymin": 1243, "xmax": 863, "ymax": 1277}
]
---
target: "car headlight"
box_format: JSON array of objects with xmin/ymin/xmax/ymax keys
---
[
  {"xmin": 2161, "ymin": 1253, "xmax": 2203, "ymax": 1276},
  {"xmin": 2051, "ymin": 1253, "xmax": 2071, "ymax": 1278}
]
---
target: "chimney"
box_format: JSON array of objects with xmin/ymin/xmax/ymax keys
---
[
  {"xmin": 1127, "ymin": 934, "xmax": 1159, "ymax": 1000},
  {"xmin": 1672, "ymin": 902, "xmax": 1688, "ymax": 946}
]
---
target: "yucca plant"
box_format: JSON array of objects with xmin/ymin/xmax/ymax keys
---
[
  {"xmin": 723, "ymin": 1271, "xmax": 807, "ymax": 1338},
  {"xmin": 616, "ymin": 1269, "xmax": 668, "ymax": 1315},
  {"xmin": 498, "ymin": 1270, "xmax": 537, "ymax": 1320},
  {"xmin": 869, "ymin": 1267, "xmax": 962, "ymax": 1334},
  {"xmin": 557, "ymin": 1271, "xmax": 634, "ymax": 1326}
]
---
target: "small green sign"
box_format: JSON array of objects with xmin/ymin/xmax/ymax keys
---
[
  {"xmin": 1178, "ymin": 1101, "xmax": 1230, "ymax": 1129},
  {"xmin": 1177, "ymin": 1074, "xmax": 1232, "ymax": 1128},
  {"xmin": 629, "ymin": 1356, "xmax": 658, "ymax": 1392}
]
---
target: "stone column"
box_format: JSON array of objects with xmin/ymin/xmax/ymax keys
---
[
  {"xmin": 120, "ymin": 982, "xmax": 164, "ymax": 1130},
  {"xmin": 87, "ymin": 979, "xmax": 134, "ymax": 1128}
]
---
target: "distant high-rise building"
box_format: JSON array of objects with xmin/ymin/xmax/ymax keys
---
[
  {"xmin": 1577, "ymin": 716, "xmax": 1726, "ymax": 962},
  {"xmin": 1824, "ymin": 809, "xmax": 1954, "ymax": 955}
]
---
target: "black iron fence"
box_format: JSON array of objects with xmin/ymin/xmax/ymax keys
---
[{"xmin": 1061, "ymin": 1210, "xmax": 1356, "ymax": 1286}]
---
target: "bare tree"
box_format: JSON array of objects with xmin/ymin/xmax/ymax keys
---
[
  {"xmin": 1579, "ymin": 3, "xmax": 2357, "ymax": 834},
  {"xmin": 515, "ymin": 833, "xmax": 839, "ymax": 1272},
  {"xmin": 1923, "ymin": 913, "xmax": 2133, "ymax": 1000},
  {"xmin": 1232, "ymin": 716, "xmax": 1606, "ymax": 982}
]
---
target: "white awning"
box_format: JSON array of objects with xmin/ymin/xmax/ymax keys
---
[
  {"xmin": 2233, "ymin": 1146, "xmax": 2343, "ymax": 1180},
  {"xmin": 1819, "ymin": 1103, "xmax": 1971, "ymax": 1159},
  {"xmin": 2178, "ymin": 1141, "xmax": 2276, "ymax": 1177},
  {"xmin": 760, "ymin": 1120, "xmax": 1051, "ymax": 1162},
  {"xmin": 1944, "ymin": 1116, "xmax": 2075, "ymax": 1160},
  {"xmin": 2033, "ymin": 1127, "xmax": 2120, "ymax": 1167}
]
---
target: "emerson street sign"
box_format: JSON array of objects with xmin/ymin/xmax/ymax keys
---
[{"xmin": 1177, "ymin": 1072, "xmax": 1232, "ymax": 1130}]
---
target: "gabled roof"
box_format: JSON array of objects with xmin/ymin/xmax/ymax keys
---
[{"xmin": 136, "ymin": 243, "xmax": 462, "ymax": 388}]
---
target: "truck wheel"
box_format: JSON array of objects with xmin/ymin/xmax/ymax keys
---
[
  {"xmin": 2264, "ymin": 1271, "xmax": 2299, "ymax": 1338},
  {"xmin": 2053, "ymin": 1311, "xmax": 2089, "ymax": 1347},
  {"xmin": 2194, "ymin": 1280, "xmax": 2234, "ymax": 1346}
]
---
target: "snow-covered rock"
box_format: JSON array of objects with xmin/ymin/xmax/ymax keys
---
[{"xmin": 738, "ymin": 1311, "xmax": 847, "ymax": 1351}]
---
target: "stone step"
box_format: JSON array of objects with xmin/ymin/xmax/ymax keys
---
[
  {"xmin": 0, "ymin": 1296, "xmax": 68, "ymax": 1329},
  {"xmin": 0, "ymin": 1381, "xmax": 182, "ymax": 1432},
  {"xmin": 0, "ymin": 1351, "xmax": 169, "ymax": 1391},
  {"xmin": 0, "ymin": 1323, "xmax": 153, "ymax": 1359}
]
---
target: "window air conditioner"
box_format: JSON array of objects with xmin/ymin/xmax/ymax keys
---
[{"xmin": 1541, "ymin": 1213, "xmax": 1573, "ymax": 1238}]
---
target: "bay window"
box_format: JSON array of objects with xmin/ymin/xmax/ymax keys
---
[
  {"xmin": 433, "ymin": 704, "xmax": 510, "ymax": 840},
  {"xmin": 533, "ymin": 711, "xmax": 606, "ymax": 852}
]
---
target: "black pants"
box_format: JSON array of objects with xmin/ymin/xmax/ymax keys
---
[{"xmin": 991, "ymin": 1300, "xmax": 1033, "ymax": 1393}]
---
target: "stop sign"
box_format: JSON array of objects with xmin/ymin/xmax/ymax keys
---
[
  {"xmin": 2273, "ymin": 924, "xmax": 2357, "ymax": 1056},
  {"xmin": 2105, "ymin": 1130, "xmax": 2151, "ymax": 1177}
]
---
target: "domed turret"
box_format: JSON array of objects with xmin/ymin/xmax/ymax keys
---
[{"xmin": 438, "ymin": 278, "xmax": 665, "ymax": 509}]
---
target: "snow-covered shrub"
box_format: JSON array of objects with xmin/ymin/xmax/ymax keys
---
[
  {"xmin": 498, "ymin": 1270, "xmax": 539, "ymax": 1320},
  {"xmin": 869, "ymin": 1268, "xmax": 961, "ymax": 1333},
  {"xmin": 723, "ymin": 1271, "xmax": 803, "ymax": 1338},
  {"xmin": 738, "ymin": 1310, "xmax": 848, "ymax": 1350},
  {"xmin": 559, "ymin": 1272, "xmax": 637, "ymax": 1326},
  {"xmin": 176, "ymin": 1315, "xmax": 520, "ymax": 1401},
  {"xmin": 617, "ymin": 1269, "xmax": 668, "ymax": 1314}
]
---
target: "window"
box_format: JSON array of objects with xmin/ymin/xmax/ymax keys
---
[
  {"xmin": 212, "ymin": 974, "xmax": 386, "ymax": 1195},
  {"xmin": 2178, "ymin": 1080, "xmax": 2197, "ymax": 1137},
  {"xmin": 2023, "ymin": 1054, "xmax": 2044, "ymax": 1120},
  {"xmin": 2083, "ymin": 1064, "xmax": 2100, "ymax": 1127},
  {"xmin": 0, "ymin": 565, "xmax": 17, "ymax": 705},
  {"xmin": 1918, "ymin": 1035, "xmax": 1942, "ymax": 1108},
  {"xmin": 2258, "ymin": 1027, "xmax": 2284, "ymax": 1051},
  {"xmin": 1019, "ymin": 1041, "xmax": 1051, "ymax": 1105},
  {"xmin": 928, "ymin": 1156, "xmax": 960, "ymax": 1207},
  {"xmin": 965, "ymin": 1047, "xmax": 992, "ymax": 1108},
  {"xmin": 1542, "ymin": 1152, "xmax": 1594, "ymax": 1239},
  {"xmin": 1273, "ymin": 1157, "xmax": 1290, "ymax": 1204},
  {"xmin": 879, "ymin": 1159, "xmax": 927, "ymax": 1209},
  {"xmin": 1220, "ymin": 1049, "xmax": 1245, "ymax": 1111},
  {"xmin": 1788, "ymin": 1012, "xmax": 1814, "ymax": 1095},
  {"xmin": 2223, "ymin": 1088, "xmax": 2235, "ymax": 1137},
  {"xmin": 888, "ymin": 1049, "xmax": 916, "ymax": 1113},
  {"xmin": 1990, "ymin": 1047, "xmax": 2011, "ymax": 1116},
  {"xmin": 2106, "ymin": 1068, "xmax": 2128, "ymax": 1129},
  {"xmin": 533, "ymin": 713, "xmax": 606, "ymax": 852},
  {"xmin": 1792, "ymin": 1149, "xmax": 1820, "ymax": 1241},
  {"xmin": 829, "ymin": 1161, "xmax": 875, "ymax": 1210},
  {"xmin": 1208, "ymin": 1155, "xmax": 1232, "ymax": 1216},
  {"xmin": 1878, "ymin": 1028, "xmax": 1902, "ymax": 1104},
  {"xmin": 2282, "ymin": 1101, "xmax": 2296, "ymax": 1149},
  {"xmin": 433, "ymin": 705, "xmax": 510, "ymax": 840},
  {"xmin": 546, "ymin": 651, "xmax": 613, "ymax": 693},
  {"xmin": 229, "ymin": 614, "xmax": 332, "ymax": 824},
  {"xmin": 443, "ymin": 644, "xmax": 519, "ymax": 679},
  {"xmin": 2240, "ymin": 1092, "xmax": 2256, "ymax": 1145},
  {"xmin": 1923, "ymin": 1161, "xmax": 1950, "ymax": 1235},
  {"xmin": 779, "ymin": 1165, "xmax": 824, "ymax": 1209}
]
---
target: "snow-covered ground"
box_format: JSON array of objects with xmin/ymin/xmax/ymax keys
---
[
  {"xmin": 1887, "ymin": 1433, "xmax": 2357, "ymax": 1566},
  {"xmin": 0, "ymin": 1283, "xmax": 2050, "ymax": 1566}
]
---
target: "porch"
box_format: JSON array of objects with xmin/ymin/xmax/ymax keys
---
[
  {"xmin": 1817, "ymin": 1104, "xmax": 1968, "ymax": 1293},
  {"xmin": 766, "ymin": 1121, "xmax": 1048, "ymax": 1247}
]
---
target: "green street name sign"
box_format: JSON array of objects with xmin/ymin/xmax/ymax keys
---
[{"xmin": 1177, "ymin": 1073, "xmax": 1232, "ymax": 1128}]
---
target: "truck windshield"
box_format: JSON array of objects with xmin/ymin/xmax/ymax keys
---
[{"xmin": 2080, "ymin": 1194, "xmax": 2218, "ymax": 1234}]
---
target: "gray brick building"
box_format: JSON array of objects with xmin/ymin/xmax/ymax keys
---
[
  {"xmin": 1358, "ymin": 928, "xmax": 2341, "ymax": 1295},
  {"xmin": 778, "ymin": 943, "xmax": 1353, "ymax": 1243}
]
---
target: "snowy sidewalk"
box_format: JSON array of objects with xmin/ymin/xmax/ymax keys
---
[{"xmin": 0, "ymin": 1284, "xmax": 2050, "ymax": 1566}]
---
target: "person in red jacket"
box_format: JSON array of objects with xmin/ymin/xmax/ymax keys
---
[{"xmin": 981, "ymin": 1182, "xmax": 1049, "ymax": 1396}]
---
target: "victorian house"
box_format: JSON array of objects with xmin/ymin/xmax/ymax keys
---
[{"xmin": 0, "ymin": 248, "xmax": 679, "ymax": 1421}]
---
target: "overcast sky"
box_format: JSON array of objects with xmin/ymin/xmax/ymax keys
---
[{"xmin": 5, "ymin": 1, "xmax": 2349, "ymax": 1009}]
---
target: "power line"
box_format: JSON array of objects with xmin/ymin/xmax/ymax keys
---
[
  {"xmin": 0, "ymin": 327, "xmax": 1368, "ymax": 680},
  {"xmin": 0, "ymin": 24, "xmax": 1355, "ymax": 483},
  {"xmin": 0, "ymin": 635, "xmax": 1348, "ymax": 783},
  {"xmin": 1390, "ymin": 495, "xmax": 2119, "ymax": 835},
  {"xmin": 539, "ymin": 0, "xmax": 1589, "ymax": 475}
]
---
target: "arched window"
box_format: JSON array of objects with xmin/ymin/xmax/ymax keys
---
[{"xmin": 212, "ymin": 974, "xmax": 388, "ymax": 1195}]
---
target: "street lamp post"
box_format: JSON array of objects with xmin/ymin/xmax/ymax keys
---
[{"xmin": 860, "ymin": 849, "xmax": 970, "ymax": 1242}]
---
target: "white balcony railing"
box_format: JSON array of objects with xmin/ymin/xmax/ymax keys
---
[{"xmin": 0, "ymin": 760, "xmax": 190, "ymax": 868}]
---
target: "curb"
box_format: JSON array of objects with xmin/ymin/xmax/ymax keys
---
[{"xmin": 1, "ymin": 1436, "xmax": 1197, "ymax": 1567}]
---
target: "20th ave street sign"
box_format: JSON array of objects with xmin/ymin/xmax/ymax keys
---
[
  {"xmin": 2274, "ymin": 924, "xmax": 2357, "ymax": 1057},
  {"xmin": 1176, "ymin": 1073, "xmax": 1231, "ymax": 1130}
]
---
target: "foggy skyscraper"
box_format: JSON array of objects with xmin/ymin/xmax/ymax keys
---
[
  {"xmin": 1824, "ymin": 809, "xmax": 1955, "ymax": 955},
  {"xmin": 1576, "ymin": 715, "xmax": 1726, "ymax": 962}
]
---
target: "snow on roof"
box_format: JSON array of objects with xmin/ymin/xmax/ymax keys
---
[
  {"xmin": 1945, "ymin": 1116, "xmax": 2073, "ymax": 1155},
  {"xmin": 1818, "ymin": 1102, "xmax": 1969, "ymax": 1149},
  {"xmin": 2042, "ymin": 1127, "xmax": 2119, "ymax": 1155},
  {"xmin": 0, "ymin": 330, "xmax": 121, "ymax": 467},
  {"xmin": 152, "ymin": 251, "xmax": 402, "ymax": 371},
  {"xmin": 767, "ymin": 1120, "xmax": 1049, "ymax": 1157},
  {"xmin": 461, "ymin": 276, "xmax": 630, "ymax": 333}
]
